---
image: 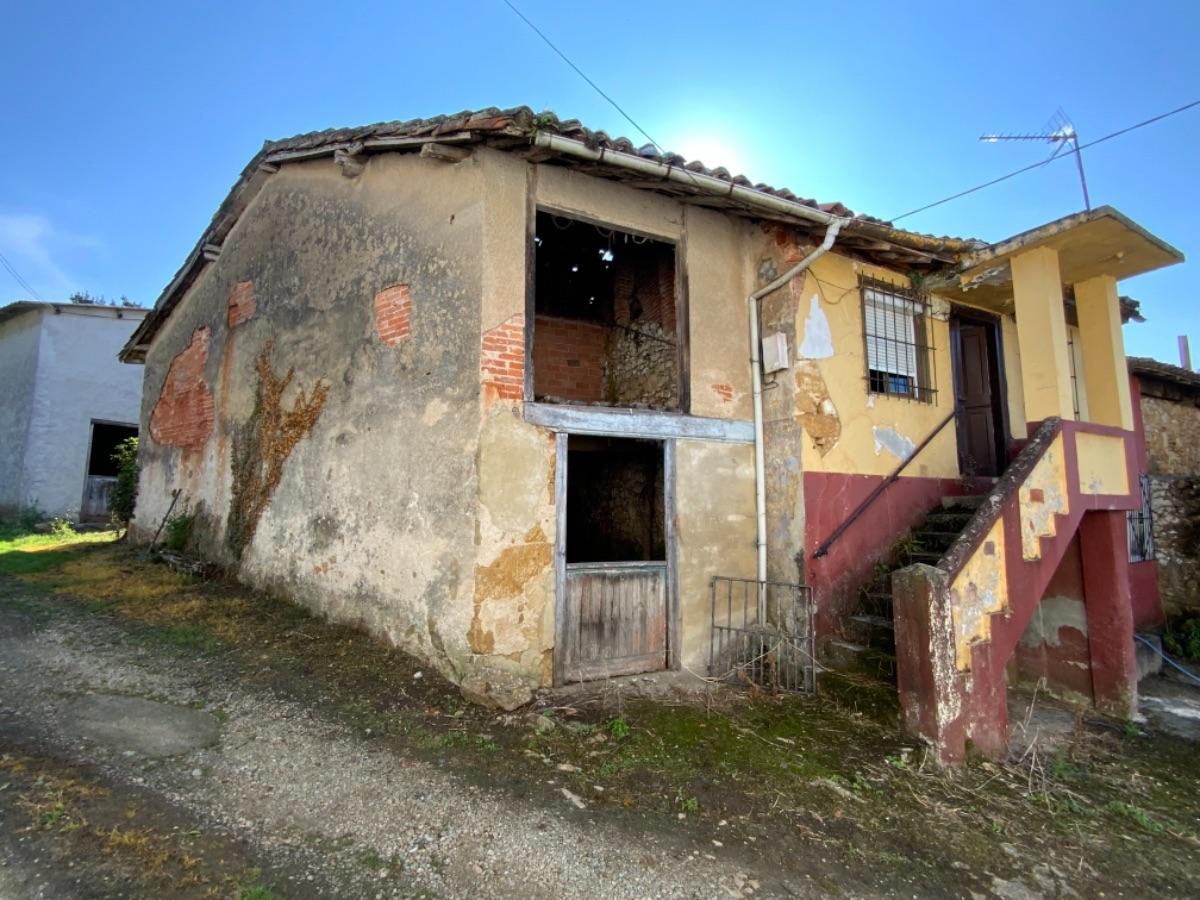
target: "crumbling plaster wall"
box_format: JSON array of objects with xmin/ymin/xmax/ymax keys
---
[
  {"xmin": 134, "ymin": 152, "xmax": 490, "ymax": 689},
  {"xmin": 471, "ymin": 157, "xmax": 758, "ymax": 679}
]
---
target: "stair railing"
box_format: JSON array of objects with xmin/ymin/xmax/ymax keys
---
[{"xmin": 812, "ymin": 409, "xmax": 958, "ymax": 560}]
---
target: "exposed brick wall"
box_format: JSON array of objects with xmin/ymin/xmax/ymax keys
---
[
  {"xmin": 227, "ymin": 281, "xmax": 256, "ymax": 328},
  {"xmin": 1140, "ymin": 394, "xmax": 1200, "ymax": 476},
  {"xmin": 150, "ymin": 326, "xmax": 215, "ymax": 452},
  {"xmin": 374, "ymin": 284, "xmax": 412, "ymax": 346},
  {"xmin": 532, "ymin": 315, "xmax": 606, "ymax": 402},
  {"xmin": 481, "ymin": 315, "xmax": 525, "ymax": 405}
]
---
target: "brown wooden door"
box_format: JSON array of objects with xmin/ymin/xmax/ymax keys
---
[
  {"xmin": 560, "ymin": 562, "xmax": 667, "ymax": 681},
  {"xmin": 952, "ymin": 318, "xmax": 1004, "ymax": 476}
]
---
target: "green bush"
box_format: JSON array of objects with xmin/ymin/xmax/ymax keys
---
[
  {"xmin": 1164, "ymin": 616, "xmax": 1200, "ymax": 662},
  {"xmin": 109, "ymin": 437, "xmax": 139, "ymax": 526},
  {"xmin": 164, "ymin": 511, "xmax": 195, "ymax": 553},
  {"xmin": 17, "ymin": 504, "xmax": 44, "ymax": 531},
  {"xmin": 49, "ymin": 517, "xmax": 77, "ymax": 540}
]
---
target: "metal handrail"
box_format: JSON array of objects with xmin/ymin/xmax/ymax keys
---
[{"xmin": 812, "ymin": 409, "xmax": 958, "ymax": 559}]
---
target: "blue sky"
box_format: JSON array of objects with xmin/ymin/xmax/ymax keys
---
[{"xmin": 1, "ymin": 1, "xmax": 1196, "ymax": 361}]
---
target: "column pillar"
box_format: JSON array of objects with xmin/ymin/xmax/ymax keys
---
[
  {"xmin": 1078, "ymin": 510, "xmax": 1138, "ymax": 719},
  {"xmin": 1075, "ymin": 274, "xmax": 1134, "ymax": 430},
  {"xmin": 1011, "ymin": 247, "xmax": 1075, "ymax": 423}
]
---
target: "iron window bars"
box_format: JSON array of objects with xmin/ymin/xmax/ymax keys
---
[
  {"xmin": 1127, "ymin": 474, "xmax": 1155, "ymax": 563},
  {"xmin": 859, "ymin": 275, "xmax": 936, "ymax": 403}
]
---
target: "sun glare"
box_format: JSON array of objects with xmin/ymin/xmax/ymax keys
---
[{"xmin": 670, "ymin": 134, "xmax": 752, "ymax": 178}]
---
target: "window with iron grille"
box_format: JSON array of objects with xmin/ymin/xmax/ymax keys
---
[
  {"xmin": 859, "ymin": 276, "xmax": 936, "ymax": 402},
  {"xmin": 1128, "ymin": 474, "xmax": 1155, "ymax": 562}
]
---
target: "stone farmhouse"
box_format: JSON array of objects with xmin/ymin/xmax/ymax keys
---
[
  {"xmin": 120, "ymin": 107, "xmax": 1183, "ymax": 763},
  {"xmin": 1, "ymin": 301, "xmax": 146, "ymax": 520},
  {"xmin": 1127, "ymin": 356, "xmax": 1200, "ymax": 620}
]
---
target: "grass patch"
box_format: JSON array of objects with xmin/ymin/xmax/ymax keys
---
[{"xmin": 0, "ymin": 527, "xmax": 117, "ymax": 576}]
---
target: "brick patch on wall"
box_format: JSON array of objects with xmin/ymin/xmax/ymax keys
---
[
  {"xmin": 374, "ymin": 284, "xmax": 413, "ymax": 346},
  {"xmin": 481, "ymin": 315, "xmax": 525, "ymax": 405},
  {"xmin": 150, "ymin": 326, "xmax": 216, "ymax": 452},
  {"xmin": 711, "ymin": 382, "xmax": 734, "ymax": 403},
  {"xmin": 227, "ymin": 281, "xmax": 256, "ymax": 328},
  {"xmin": 532, "ymin": 314, "xmax": 605, "ymax": 402}
]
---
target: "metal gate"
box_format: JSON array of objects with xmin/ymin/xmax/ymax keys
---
[{"xmin": 709, "ymin": 576, "xmax": 815, "ymax": 693}]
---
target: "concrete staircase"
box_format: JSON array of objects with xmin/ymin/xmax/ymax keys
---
[{"xmin": 827, "ymin": 494, "xmax": 986, "ymax": 679}]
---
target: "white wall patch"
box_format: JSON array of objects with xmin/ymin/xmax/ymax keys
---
[
  {"xmin": 873, "ymin": 425, "xmax": 916, "ymax": 461},
  {"xmin": 798, "ymin": 295, "xmax": 833, "ymax": 359}
]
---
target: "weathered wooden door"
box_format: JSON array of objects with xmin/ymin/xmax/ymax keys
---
[
  {"xmin": 81, "ymin": 476, "xmax": 117, "ymax": 521},
  {"xmin": 951, "ymin": 313, "xmax": 1007, "ymax": 477},
  {"xmin": 559, "ymin": 562, "xmax": 668, "ymax": 682}
]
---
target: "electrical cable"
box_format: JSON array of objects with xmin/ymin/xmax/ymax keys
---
[
  {"xmin": 0, "ymin": 250, "xmax": 43, "ymax": 300},
  {"xmin": 889, "ymin": 99, "xmax": 1200, "ymax": 223},
  {"xmin": 500, "ymin": 0, "xmax": 667, "ymax": 156}
]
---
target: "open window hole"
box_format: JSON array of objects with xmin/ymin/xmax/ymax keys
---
[{"xmin": 533, "ymin": 211, "xmax": 681, "ymax": 410}]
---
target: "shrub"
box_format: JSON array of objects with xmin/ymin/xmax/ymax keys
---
[
  {"xmin": 109, "ymin": 437, "xmax": 139, "ymax": 526},
  {"xmin": 17, "ymin": 503, "xmax": 44, "ymax": 531},
  {"xmin": 1164, "ymin": 616, "xmax": 1200, "ymax": 662},
  {"xmin": 164, "ymin": 511, "xmax": 195, "ymax": 553}
]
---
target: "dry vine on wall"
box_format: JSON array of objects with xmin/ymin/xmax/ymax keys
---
[{"xmin": 227, "ymin": 340, "xmax": 330, "ymax": 558}]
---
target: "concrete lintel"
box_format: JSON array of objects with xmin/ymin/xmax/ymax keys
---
[{"xmin": 524, "ymin": 402, "xmax": 754, "ymax": 443}]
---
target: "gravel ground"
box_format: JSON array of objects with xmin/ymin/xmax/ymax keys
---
[{"xmin": 0, "ymin": 590, "xmax": 833, "ymax": 899}]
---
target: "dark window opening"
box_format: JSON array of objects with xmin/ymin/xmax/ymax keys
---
[
  {"xmin": 86, "ymin": 422, "xmax": 138, "ymax": 478},
  {"xmin": 566, "ymin": 436, "xmax": 664, "ymax": 564},
  {"xmin": 860, "ymin": 275, "xmax": 936, "ymax": 403},
  {"xmin": 533, "ymin": 211, "xmax": 681, "ymax": 410}
]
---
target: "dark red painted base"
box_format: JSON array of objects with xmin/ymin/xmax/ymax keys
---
[{"xmin": 804, "ymin": 472, "xmax": 967, "ymax": 639}]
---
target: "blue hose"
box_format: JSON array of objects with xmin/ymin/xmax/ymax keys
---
[{"xmin": 1136, "ymin": 633, "xmax": 1200, "ymax": 687}]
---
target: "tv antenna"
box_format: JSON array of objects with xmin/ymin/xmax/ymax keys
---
[{"xmin": 980, "ymin": 108, "xmax": 1090, "ymax": 210}]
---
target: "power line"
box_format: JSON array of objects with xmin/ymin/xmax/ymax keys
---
[
  {"xmin": 499, "ymin": 0, "xmax": 667, "ymax": 155},
  {"xmin": 0, "ymin": 250, "xmax": 42, "ymax": 300},
  {"xmin": 890, "ymin": 99, "xmax": 1200, "ymax": 223}
]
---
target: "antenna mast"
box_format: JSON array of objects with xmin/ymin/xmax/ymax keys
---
[{"xmin": 981, "ymin": 109, "xmax": 1091, "ymax": 210}]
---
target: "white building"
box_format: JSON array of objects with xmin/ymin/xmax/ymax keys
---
[{"xmin": 0, "ymin": 301, "xmax": 148, "ymax": 520}]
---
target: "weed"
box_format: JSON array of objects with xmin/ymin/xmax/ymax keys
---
[
  {"xmin": 1163, "ymin": 616, "xmax": 1200, "ymax": 661},
  {"xmin": 239, "ymin": 882, "xmax": 278, "ymax": 900},
  {"xmin": 49, "ymin": 517, "xmax": 77, "ymax": 540},
  {"xmin": 164, "ymin": 510, "xmax": 196, "ymax": 553},
  {"xmin": 1122, "ymin": 721, "xmax": 1141, "ymax": 740},
  {"xmin": 885, "ymin": 753, "xmax": 910, "ymax": 770},
  {"xmin": 1107, "ymin": 801, "xmax": 1165, "ymax": 834},
  {"xmin": 608, "ymin": 717, "xmax": 631, "ymax": 739},
  {"xmin": 1049, "ymin": 749, "xmax": 1081, "ymax": 780}
]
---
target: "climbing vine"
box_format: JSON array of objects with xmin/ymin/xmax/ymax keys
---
[{"xmin": 226, "ymin": 340, "xmax": 330, "ymax": 559}]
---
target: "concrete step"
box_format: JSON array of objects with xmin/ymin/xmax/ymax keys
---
[
  {"xmin": 942, "ymin": 494, "xmax": 986, "ymax": 510},
  {"xmin": 847, "ymin": 614, "xmax": 896, "ymax": 651}
]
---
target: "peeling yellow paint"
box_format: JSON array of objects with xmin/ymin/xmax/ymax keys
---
[
  {"xmin": 950, "ymin": 517, "xmax": 1007, "ymax": 670},
  {"xmin": 794, "ymin": 360, "xmax": 840, "ymax": 455},
  {"xmin": 1019, "ymin": 434, "xmax": 1069, "ymax": 561}
]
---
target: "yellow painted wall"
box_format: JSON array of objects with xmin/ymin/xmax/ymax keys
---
[
  {"xmin": 1075, "ymin": 431, "xmax": 1130, "ymax": 495},
  {"xmin": 793, "ymin": 252, "xmax": 959, "ymax": 478},
  {"xmin": 949, "ymin": 517, "xmax": 1007, "ymax": 670}
]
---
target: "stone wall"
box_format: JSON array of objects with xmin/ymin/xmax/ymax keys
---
[
  {"xmin": 1148, "ymin": 475, "xmax": 1200, "ymax": 616},
  {"xmin": 1140, "ymin": 394, "xmax": 1200, "ymax": 476}
]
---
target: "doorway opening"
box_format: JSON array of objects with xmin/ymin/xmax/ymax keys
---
[
  {"xmin": 81, "ymin": 420, "xmax": 137, "ymax": 521},
  {"xmin": 532, "ymin": 211, "xmax": 683, "ymax": 411},
  {"xmin": 557, "ymin": 435, "xmax": 671, "ymax": 683},
  {"xmin": 950, "ymin": 309, "xmax": 1009, "ymax": 478}
]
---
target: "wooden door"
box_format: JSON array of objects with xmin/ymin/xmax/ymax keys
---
[
  {"xmin": 951, "ymin": 317, "xmax": 1005, "ymax": 477},
  {"xmin": 559, "ymin": 562, "xmax": 668, "ymax": 681}
]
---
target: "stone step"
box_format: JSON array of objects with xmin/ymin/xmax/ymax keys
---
[
  {"xmin": 846, "ymin": 614, "xmax": 896, "ymax": 651},
  {"xmin": 922, "ymin": 510, "xmax": 976, "ymax": 531},
  {"xmin": 942, "ymin": 494, "xmax": 987, "ymax": 510},
  {"xmin": 900, "ymin": 550, "xmax": 944, "ymax": 565}
]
